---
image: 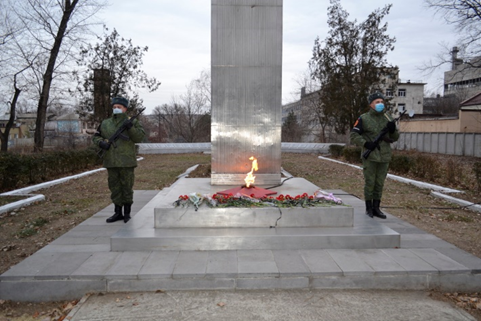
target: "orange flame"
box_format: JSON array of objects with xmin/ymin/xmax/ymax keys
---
[{"xmin": 244, "ymin": 156, "xmax": 258, "ymax": 188}]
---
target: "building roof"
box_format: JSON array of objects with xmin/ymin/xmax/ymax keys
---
[
  {"xmin": 56, "ymin": 113, "xmax": 80, "ymax": 121},
  {"xmin": 459, "ymin": 92, "xmax": 481, "ymax": 110}
]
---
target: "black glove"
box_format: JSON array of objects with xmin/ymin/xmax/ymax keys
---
[
  {"xmin": 123, "ymin": 120, "xmax": 134, "ymax": 130},
  {"xmin": 364, "ymin": 141, "xmax": 378, "ymax": 150},
  {"xmin": 387, "ymin": 121, "xmax": 396, "ymax": 133},
  {"xmin": 99, "ymin": 141, "xmax": 110, "ymax": 150}
]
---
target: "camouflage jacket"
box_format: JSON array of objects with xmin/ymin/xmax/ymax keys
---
[
  {"xmin": 92, "ymin": 113, "xmax": 145, "ymax": 168},
  {"xmin": 350, "ymin": 108, "xmax": 400, "ymax": 163}
]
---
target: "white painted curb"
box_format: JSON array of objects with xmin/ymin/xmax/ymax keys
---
[
  {"xmin": 0, "ymin": 168, "xmax": 106, "ymax": 196},
  {"xmin": 318, "ymin": 156, "xmax": 463, "ymax": 194},
  {"xmin": 431, "ymin": 191, "xmax": 481, "ymax": 213},
  {"xmin": 0, "ymin": 157, "xmax": 144, "ymax": 214},
  {"xmin": 317, "ymin": 156, "xmax": 481, "ymax": 212},
  {"xmin": 0, "ymin": 194, "xmax": 45, "ymax": 214}
]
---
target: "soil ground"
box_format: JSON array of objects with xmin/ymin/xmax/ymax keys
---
[{"xmin": 0, "ymin": 152, "xmax": 480, "ymax": 320}]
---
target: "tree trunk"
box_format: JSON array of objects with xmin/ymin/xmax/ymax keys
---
[
  {"xmin": 0, "ymin": 77, "xmax": 22, "ymax": 153},
  {"xmin": 33, "ymin": 0, "xmax": 79, "ymax": 152}
]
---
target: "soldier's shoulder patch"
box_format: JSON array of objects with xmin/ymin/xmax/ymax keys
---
[{"xmin": 353, "ymin": 118, "xmax": 360, "ymax": 127}]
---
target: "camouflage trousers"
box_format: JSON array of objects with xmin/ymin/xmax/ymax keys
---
[
  {"xmin": 362, "ymin": 159, "xmax": 390, "ymax": 201},
  {"xmin": 107, "ymin": 167, "xmax": 135, "ymax": 206}
]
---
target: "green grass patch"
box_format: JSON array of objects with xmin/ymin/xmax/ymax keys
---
[
  {"xmin": 17, "ymin": 227, "xmax": 37, "ymax": 238},
  {"xmin": 16, "ymin": 217, "xmax": 49, "ymax": 238}
]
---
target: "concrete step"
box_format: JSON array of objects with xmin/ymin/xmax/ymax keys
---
[{"xmin": 111, "ymin": 225, "xmax": 400, "ymax": 251}]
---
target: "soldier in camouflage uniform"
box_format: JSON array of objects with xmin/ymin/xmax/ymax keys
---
[
  {"xmin": 350, "ymin": 92, "xmax": 399, "ymax": 219},
  {"xmin": 93, "ymin": 97, "xmax": 145, "ymax": 223}
]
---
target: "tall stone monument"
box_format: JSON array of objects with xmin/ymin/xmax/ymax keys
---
[{"xmin": 211, "ymin": 0, "xmax": 283, "ymax": 186}]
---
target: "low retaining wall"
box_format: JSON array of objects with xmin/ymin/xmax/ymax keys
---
[{"xmin": 137, "ymin": 143, "xmax": 336, "ymax": 154}]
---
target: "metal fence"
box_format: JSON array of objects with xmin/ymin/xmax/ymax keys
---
[{"xmin": 395, "ymin": 132, "xmax": 481, "ymax": 157}]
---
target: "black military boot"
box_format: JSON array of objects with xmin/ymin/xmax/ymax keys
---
[
  {"xmin": 373, "ymin": 200, "xmax": 387, "ymax": 219},
  {"xmin": 106, "ymin": 205, "xmax": 124, "ymax": 223},
  {"xmin": 365, "ymin": 200, "xmax": 374, "ymax": 218},
  {"xmin": 123, "ymin": 204, "xmax": 132, "ymax": 223}
]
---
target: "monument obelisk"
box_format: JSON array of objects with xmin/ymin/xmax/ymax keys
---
[{"xmin": 211, "ymin": 0, "xmax": 283, "ymax": 186}]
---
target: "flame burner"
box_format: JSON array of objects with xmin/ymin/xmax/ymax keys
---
[
  {"xmin": 216, "ymin": 185, "xmax": 277, "ymax": 199},
  {"xmin": 217, "ymin": 155, "xmax": 277, "ymax": 198}
]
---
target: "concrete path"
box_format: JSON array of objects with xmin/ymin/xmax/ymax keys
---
[{"xmin": 66, "ymin": 289, "xmax": 477, "ymax": 321}]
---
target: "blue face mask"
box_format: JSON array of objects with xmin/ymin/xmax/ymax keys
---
[
  {"xmin": 374, "ymin": 103, "xmax": 385, "ymax": 113},
  {"xmin": 112, "ymin": 108, "xmax": 123, "ymax": 114}
]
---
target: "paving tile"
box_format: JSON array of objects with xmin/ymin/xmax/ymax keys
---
[
  {"xmin": 435, "ymin": 247, "xmax": 481, "ymax": 273},
  {"xmin": 355, "ymin": 249, "xmax": 406, "ymax": 275},
  {"xmin": 381, "ymin": 249, "xmax": 438, "ymax": 274},
  {"xmin": 68, "ymin": 224, "xmax": 123, "ymax": 234},
  {"xmin": 0, "ymin": 252, "xmax": 62, "ymax": 279},
  {"xmin": 206, "ymin": 251, "xmax": 238, "ymax": 277},
  {"xmin": 138, "ymin": 251, "xmax": 179, "ymax": 278},
  {"xmin": 35, "ymin": 252, "xmax": 93, "ymax": 279},
  {"xmin": 299, "ymin": 250, "xmax": 342, "ymax": 276},
  {"xmin": 37, "ymin": 244, "xmax": 111, "ymax": 253},
  {"xmin": 391, "ymin": 228, "xmax": 429, "ymax": 234},
  {"xmin": 410, "ymin": 249, "xmax": 470, "ymax": 274},
  {"xmin": 71, "ymin": 252, "xmax": 122, "ymax": 279},
  {"xmin": 172, "ymin": 251, "xmax": 208, "ymax": 277},
  {"xmin": 327, "ymin": 249, "xmax": 374, "ymax": 276},
  {"xmin": 272, "ymin": 250, "xmax": 310, "ymax": 276},
  {"xmin": 401, "ymin": 234, "xmax": 456, "ymax": 249},
  {"xmin": 237, "ymin": 250, "xmax": 278, "ymax": 277},
  {"xmin": 48, "ymin": 235, "xmax": 110, "ymax": 246},
  {"xmin": 105, "ymin": 251, "xmax": 151, "ymax": 278}
]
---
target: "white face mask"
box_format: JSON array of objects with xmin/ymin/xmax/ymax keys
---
[{"xmin": 112, "ymin": 108, "xmax": 123, "ymax": 114}]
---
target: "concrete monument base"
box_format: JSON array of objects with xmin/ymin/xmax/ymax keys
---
[
  {"xmin": 110, "ymin": 178, "xmax": 400, "ymax": 251},
  {"xmin": 155, "ymin": 177, "xmax": 353, "ymax": 228}
]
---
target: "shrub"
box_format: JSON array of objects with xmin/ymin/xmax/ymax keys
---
[
  {"xmin": 389, "ymin": 154, "xmax": 412, "ymax": 175},
  {"xmin": 410, "ymin": 153, "xmax": 440, "ymax": 180},
  {"xmin": 474, "ymin": 162, "xmax": 481, "ymax": 191},
  {"xmin": 0, "ymin": 148, "xmax": 101, "ymax": 192},
  {"xmin": 445, "ymin": 158, "xmax": 462, "ymax": 185},
  {"xmin": 342, "ymin": 146, "xmax": 362, "ymax": 164},
  {"xmin": 329, "ymin": 144, "xmax": 344, "ymax": 158}
]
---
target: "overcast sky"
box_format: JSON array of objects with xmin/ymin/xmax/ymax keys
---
[{"xmin": 97, "ymin": 0, "xmax": 458, "ymax": 113}]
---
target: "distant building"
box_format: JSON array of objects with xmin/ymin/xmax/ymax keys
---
[
  {"xmin": 0, "ymin": 114, "xmax": 29, "ymax": 145},
  {"xmin": 282, "ymin": 70, "xmax": 425, "ymax": 143},
  {"xmin": 387, "ymin": 80, "xmax": 425, "ymax": 115},
  {"xmin": 444, "ymin": 46, "xmax": 481, "ymax": 99},
  {"xmin": 400, "ymin": 92, "xmax": 481, "ymax": 133}
]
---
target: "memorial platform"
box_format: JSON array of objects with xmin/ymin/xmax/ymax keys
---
[
  {"xmin": 1, "ymin": 178, "xmax": 480, "ymax": 302},
  {"xmin": 111, "ymin": 178, "xmax": 399, "ymax": 251}
]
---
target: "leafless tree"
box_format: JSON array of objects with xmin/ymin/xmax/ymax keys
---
[
  {"xmin": 149, "ymin": 105, "xmax": 169, "ymax": 143},
  {"xmin": 422, "ymin": 0, "xmax": 481, "ymax": 74},
  {"xmin": 153, "ymin": 71, "xmax": 211, "ymax": 143},
  {"xmin": 7, "ymin": 0, "xmax": 105, "ymax": 152}
]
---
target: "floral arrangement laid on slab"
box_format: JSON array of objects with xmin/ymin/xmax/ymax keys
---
[{"xmin": 173, "ymin": 190, "xmax": 344, "ymax": 211}]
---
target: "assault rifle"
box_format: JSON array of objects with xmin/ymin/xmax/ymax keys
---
[
  {"xmin": 362, "ymin": 110, "xmax": 406, "ymax": 160},
  {"xmin": 97, "ymin": 107, "xmax": 145, "ymax": 158}
]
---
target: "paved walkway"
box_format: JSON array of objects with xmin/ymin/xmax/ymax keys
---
[
  {"xmin": 66, "ymin": 289, "xmax": 477, "ymax": 321},
  {"xmin": 1, "ymin": 179, "xmax": 480, "ymax": 302}
]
